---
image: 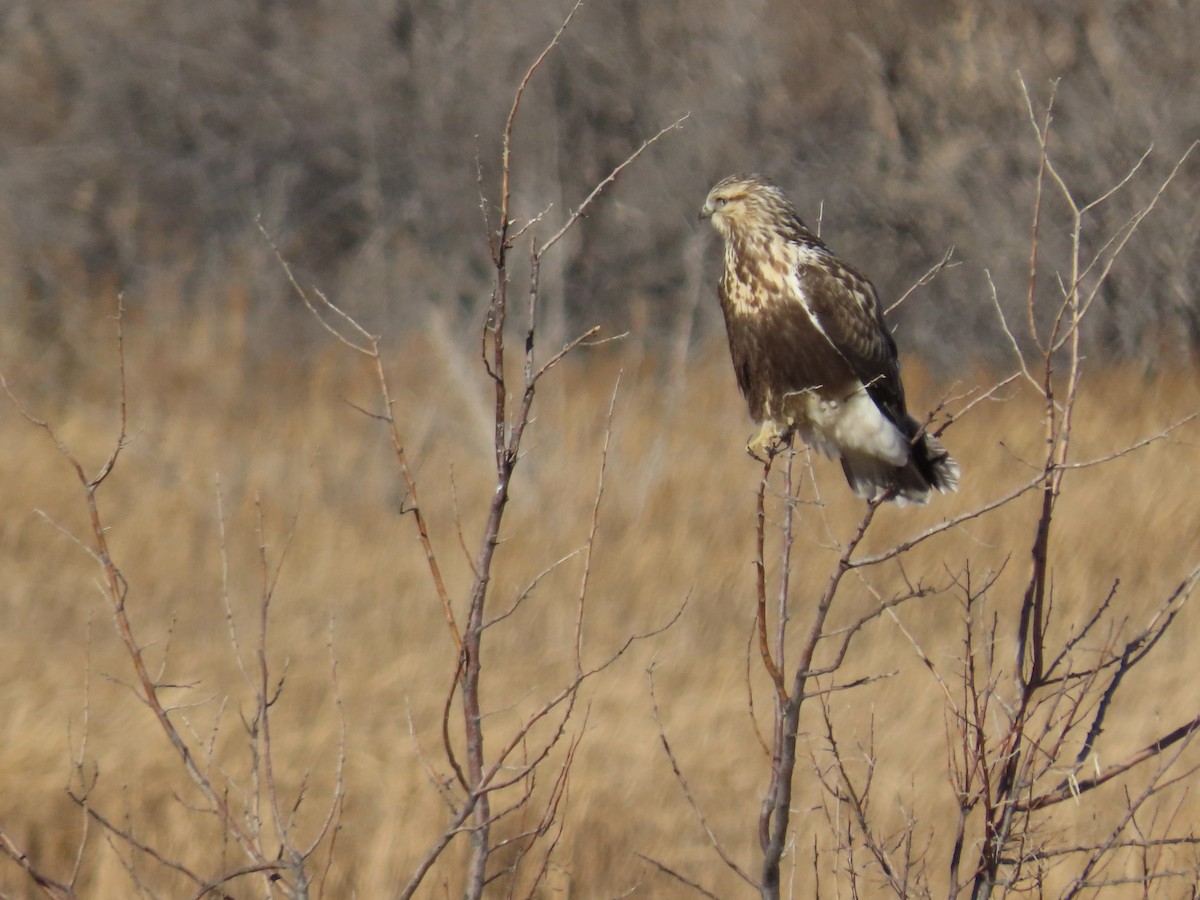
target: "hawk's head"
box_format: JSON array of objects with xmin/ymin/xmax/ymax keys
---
[{"xmin": 700, "ymin": 174, "xmax": 795, "ymax": 240}]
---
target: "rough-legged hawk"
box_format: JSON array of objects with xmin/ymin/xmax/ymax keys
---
[{"xmin": 700, "ymin": 174, "xmax": 959, "ymax": 505}]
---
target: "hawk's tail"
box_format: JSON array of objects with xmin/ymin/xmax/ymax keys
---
[
  {"xmin": 839, "ymin": 422, "xmax": 959, "ymax": 506},
  {"xmin": 911, "ymin": 429, "xmax": 960, "ymax": 497}
]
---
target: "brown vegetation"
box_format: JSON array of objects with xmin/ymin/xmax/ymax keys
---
[
  {"xmin": 3, "ymin": 5, "xmax": 1200, "ymax": 897},
  {"xmin": 2, "ymin": 314, "xmax": 1199, "ymax": 897},
  {"xmin": 3, "ymin": 1, "xmax": 1200, "ymax": 363}
]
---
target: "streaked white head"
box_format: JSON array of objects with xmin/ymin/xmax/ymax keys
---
[{"xmin": 699, "ymin": 174, "xmax": 795, "ymax": 239}]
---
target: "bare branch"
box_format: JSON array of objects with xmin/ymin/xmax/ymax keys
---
[
  {"xmin": 647, "ymin": 665, "xmax": 756, "ymax": 888},
  {"xmin": 884, "ymin": 245, "xmax": 957, "ymax": 316},
  {"xmin": 634, "ymin": 853, "xmax": 723, "ymax": 899},
  {"xmin": 0, "ymin": 828, "xmax": 76, "ymax": 900},
  {"xmin": 538, "ymin": 114, "xmax": 690, "ymax": 257}
]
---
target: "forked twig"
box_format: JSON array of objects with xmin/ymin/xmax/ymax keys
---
[{"xmin": 648, "ymin": 665, "xmax": 757, "ymax": 889}]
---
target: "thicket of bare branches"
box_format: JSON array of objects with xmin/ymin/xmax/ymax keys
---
[
  {"xmin": 1, "ymin": 311, "xmax": 346, "ymax": 898},
  {"xmin": 267, "ymin": 14, "xmax": 686, "ymax": 893},
  {"xmin": 3, "ymin": 1, "xmax": 1200, "ymax": 363},
  {"xmin": 647, "ymin": 83, "xmax": 1200, "ymax": 899},
  {"xmin": 0, "ymin": 9, "xmax": 684, "ymax": 898}
]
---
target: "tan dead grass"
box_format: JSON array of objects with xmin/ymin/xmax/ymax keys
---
[{"xmin": 2, "ymin": 314, "xmax": 1199, "ymax": 897}]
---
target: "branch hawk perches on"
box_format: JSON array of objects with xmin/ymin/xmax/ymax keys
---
[{"xmin": 700, "ymin": 174, "xmax": 959, "ymax": 505}]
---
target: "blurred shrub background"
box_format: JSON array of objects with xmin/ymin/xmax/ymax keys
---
[{"xmin": 2, "ymin": 0, "xmax": 1198, "ymax": 370}]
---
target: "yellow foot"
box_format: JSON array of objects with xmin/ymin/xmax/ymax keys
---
[{"xmin": 746, "ymin": 422, "xmax": 792, "ymax": 463}]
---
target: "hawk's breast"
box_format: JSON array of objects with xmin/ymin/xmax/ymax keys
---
[{"xmin": 721, "ymin": 275, "xmax": 859, "ymax": 427}]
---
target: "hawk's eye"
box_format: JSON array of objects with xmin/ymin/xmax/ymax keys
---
[{"xmin": 713, "ymin": 196, "xmax": 728, "ymax": 207}]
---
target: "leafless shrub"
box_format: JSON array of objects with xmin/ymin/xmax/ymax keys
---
[
  {"xmin": 267, "ymin": 7, "xmax": 686, "ymax": 897},
  {"xmin": 1, "ymin": 4, "xmax": 691, "ymax": 895},
  {"xmin": 0, "ymin": 307, "xmax": 345, "ymax": 899},
  {"xmin": 1, "ymin": 6, "xmax": 688, "ymax": 896},
  {"xmin": 651, "ymin": 81, "xmax": 1200, "ymax": 899}
]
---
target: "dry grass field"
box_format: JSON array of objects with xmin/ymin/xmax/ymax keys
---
[
  {"xmin": 5, "ymin": 4, "xmax": 1200, "ymax": 897},
  {"xmin": 2, "ymin": 297, "xmax": 1199, "ymax": 897}
]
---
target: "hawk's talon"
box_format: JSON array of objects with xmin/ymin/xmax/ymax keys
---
[{"xmin": 746, "ymin": 425, "xmax": 793, "ymax": 463}]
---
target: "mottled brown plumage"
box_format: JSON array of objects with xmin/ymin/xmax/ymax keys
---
[{"xmin": 700, "ymin": 174, "xmax": 959, "ymax": 504}]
